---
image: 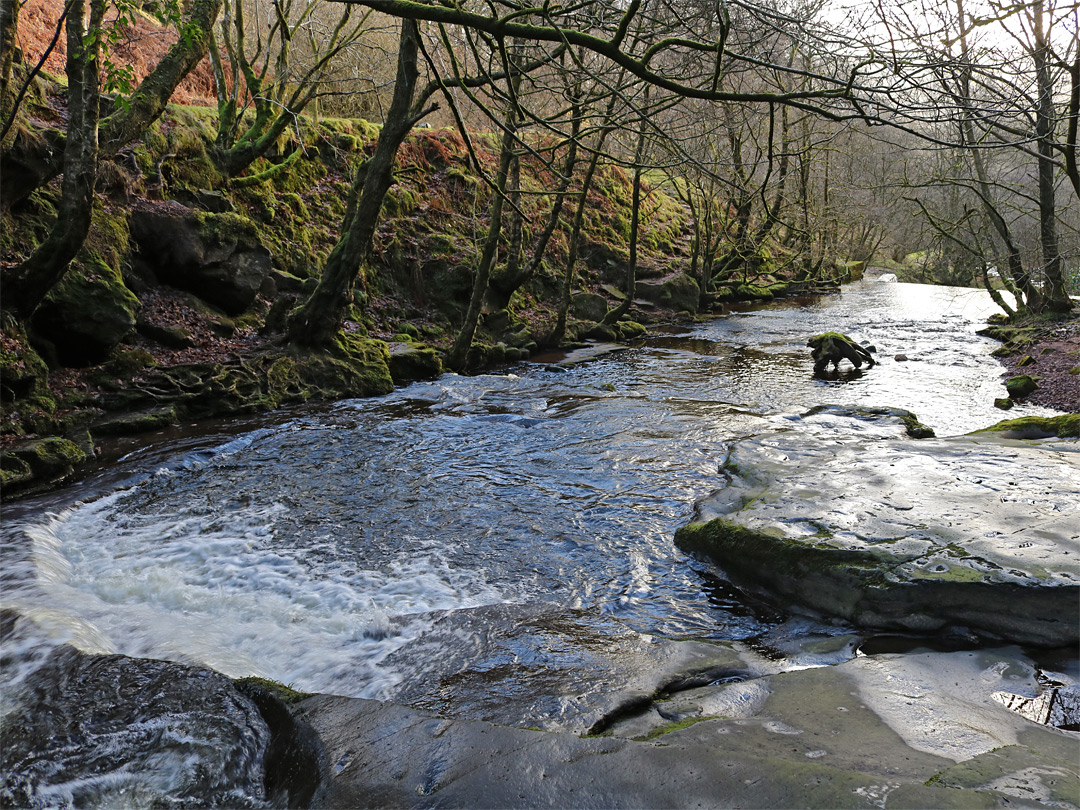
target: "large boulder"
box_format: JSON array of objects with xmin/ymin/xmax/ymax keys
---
[
  {"xmin": 635, "ymin": 272, "xmax": 700, "ymax": 313},
  {"xmin": 675, "ymin": 406, "xmax": 1080, "ymax": 647},
  {"xmin": 31, "ymin": 257, "xmax": 140, "ymax": 366},
  {"xmin": 130, "ymin": 204, "xmax": 272, "ymax": 315}
]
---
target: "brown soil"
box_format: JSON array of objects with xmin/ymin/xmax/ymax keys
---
[
  {"xmin": 15, "ymin": 0, "xmax": 217, "ymax": 106},
  {"xmin": 1000, "ymin": 316, "xmax": 1080, "ymax": 413}
]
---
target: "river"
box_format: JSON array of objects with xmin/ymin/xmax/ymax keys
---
[{"xmin": 0, "ymin": 279, "xmax": 1067, "ymax": 805}]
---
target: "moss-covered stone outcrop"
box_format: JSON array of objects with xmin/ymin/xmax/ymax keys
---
[
  {"xmin": 677, "ymin": 407, "xmax": 1080, "ymax": 646},
  {"xmin": 972, "ymin": 413, "xmax": 1080, "ymax": 439}
]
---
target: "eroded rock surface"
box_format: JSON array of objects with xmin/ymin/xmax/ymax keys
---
[
  {"xmin": 676, "ymin": 406, "xmax": 1080, "ymax": 646},
  {"xmin": 294, "ymin": 645, "xmax": 1080, "ymax": 809}
]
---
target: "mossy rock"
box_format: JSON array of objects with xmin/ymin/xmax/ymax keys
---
[
  {"xmin": 0, "ymin": 315, "xmax": 50, "ymax": 403},
  {"xmin": 616, "ymin": 320, "xmax": 647, "ymax": 339},
  {"xmin": 0, "ymin": 436, "xmax": 87, "ymax": 497},
  {"xmin": 235, "ymin": 676, "xmax": 314, "ymax": 705},
  {"xmin": 635, "ymin": 273, "xmax": 700, "ymax": 314},
  {"xmin": 1016, "ymin": 355, "xmax": 1036, "ymax": 367},
  {"xmin": 582, "ymin": 322, "xmax": 619, "ymax": 342},
  {"xmin": 734, "ymin": 283, "xmax": 774, "ymax": 301},
  {"xmin": 993, "ymin": 398, "xmax": 1014, "ymax": 410},
  {"xmin": 387, "ymin": 343, "xmax": 443, "ymax": 385},
  {"xmin": 92, "ymin": 405, "xmax": 180, "ymax": 436},
  {"xmin": 972, "ymin": 414, "xmax": 1080, "ymax": 439},
  {"xmin": 1005, "ymin": 374, "xmax": 1038, "ymax": 399},
  {"xmin": 294, "ymin": 335, "xmax": 393, "ymax": 399},
  {"xmin": 32, "ymin": 257, "xmax": 140, "ymax": 367},
  {"xmin": 571, "ymin": 292, "xmax": 608, "ymax": 322}
]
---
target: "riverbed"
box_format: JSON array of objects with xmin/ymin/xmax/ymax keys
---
[{"xmin": 2, "ymin": 280, "xmax": 1075, "ymax": 806}]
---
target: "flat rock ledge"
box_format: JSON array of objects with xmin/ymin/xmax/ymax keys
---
[
  {"xmin": 675, "ymin": 406, "xmax": 1080, "ymax": 647},
  {"xmin": 293, "ymin": 648, "xmax": 1079, "ymax": 809}
]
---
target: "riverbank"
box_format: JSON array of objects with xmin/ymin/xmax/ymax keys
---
[
  {"xmin": 1, "ymin": 80, "xmax": 845, "ymax": 498},
  {"xmin": 994, "ymin": 315, "xmax": 1080, "ymax": 412}
]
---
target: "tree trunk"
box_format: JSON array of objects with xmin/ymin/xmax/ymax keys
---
[
  {"xmin": 603, "ymin": 95, "xmax": 650, "ymax": 325},
  {"xmin": 1, "ymin": 0, "xmax": 103, "ymax": 319},
  {"xmin": 1032, "ymin": 0, "xmax": 1071, "ymax": 312},
  {"xmin": 287, "ymin": 18, "xmax": 423, "ymax": 348},
  {"xmin": 486, "ymin": 108, "xmax": 580, "ymax": 312},
  {"xmin": 447, "ymin": 117, "xmax": 518, "ymax": 370},
  {"xmin": 552, "ymin": 131, "xmax": 608, "ymax": 345},
  {"xmin": 0, "ymin": 0, "xmax": 20, "ymax": 146},
  {"xmin": 601, "ymin": 162, "xmax": 642, "ymax": 324}
]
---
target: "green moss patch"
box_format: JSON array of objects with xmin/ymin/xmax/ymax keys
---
[{"xmin": 972, "ymin": 414, "xmax": 1080, "ymax": 439}]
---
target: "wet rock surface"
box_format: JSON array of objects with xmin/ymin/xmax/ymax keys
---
[
  {"xmin": 676, "ymin": 407, "xmax": 1080, "ymax": 646},
  {"xmin": 294, "ymin": 645, "xmax": 1079, "ymax": 809},
  {"xmin": 0, "ymin": 642, "xmax": 273, "ymax": 808}
]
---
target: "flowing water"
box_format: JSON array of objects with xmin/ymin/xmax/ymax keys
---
[{"xmin": 0, "ymin": 280, "xmax": 1064, "ymax": 805}]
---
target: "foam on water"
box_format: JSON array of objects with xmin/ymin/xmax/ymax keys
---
[{"xmin": 6, "ymin": 456, "xmax": 507, "ymax": 699}]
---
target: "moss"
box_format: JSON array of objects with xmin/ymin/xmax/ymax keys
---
[
  {"xmin": 972, "ymin": 414, "xmax": 1080, "ymax": 439},
  {"xmin": 293, "ymin": 335, "xmax": 393, "ymax": 398},
  {"xmin": 0, "ymin": 315, "xmax": 50, "ymax": 405},
  {"xmin": 1005, "ymin": 374, "xmax": 1038, "ymax": 399},
  {"xmin": 900, "ymin": 413, "xmax": 936, "ymax": 439},
  {"xmin": 235, "ymin": 676, "xmax": 314, "ymax": 704},
  {"xmin": 104, "ymin": 348, "xmax": 157, "ymax": 377},
  {"xmin": 735, "ymin": 283, "xmax": 774, "ymax": 301},
  {"xmin": 0, "ymin": 436, "xmax": 86, "ymax": 497},
  {"xmin": 632, "ymin": 716, "xmax": 711, "ymax": 742},
  {"xmin": 381, "ymin": 185, "xmax": 421, "ymax": 217}
]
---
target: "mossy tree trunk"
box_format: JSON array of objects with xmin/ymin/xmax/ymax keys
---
[
  {"xmin": 287, "ymin": 17, "xmax": 428, "ymax": 348},
  {"xmin": 209, "ymin": 0, "xmax": 367, "ymax": 179},
  {"xmin": 602, "ymin": 88, "xmax": 650, "ymax": 325},
  {"xmin": 1, "ymin": 0, "xmax": 104, "ymax": 319},
  {"xmin": 446, "ymin": 99, "xmax": 519, "ymax": 370},
  {"xmin": 0, "ymin": 0, "xmax": 19, "ymax": 147}
]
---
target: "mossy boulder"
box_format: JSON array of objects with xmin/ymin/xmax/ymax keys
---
[
  {"xmin": 570, "ymin": 292, "xmax": 609, "ymax": 322},
  {"xmin": 1, "ymin": 315, "xmax": 50, "ymax": 404},
  {"xmin": 634, "ymin": 273, "xmax": 700, "ymax": 314},
  {"xmin": 0, "ymin": 436, "xmax": 87, "ymax": 496},
  {"xmin": 294, "ymin": 335, "xmax": 394, "ymax": 399},
  {"xmin": 734, "ymin": 283, "xmax": 773, "ymax": 301},
  {"xmin": 1005, "ymin": 374, "xmax": 1038, "ymax": 399},
  {"xmin": 386, "ymin": 342, "xmax": 443, "ymax": 385},
  {"xmin": 129, "ymin": 206, "xmax": 272, "ymax": 315},
  {"xmin": 32, "ymin": 257, "xmax": 140, "ymax": 366}
]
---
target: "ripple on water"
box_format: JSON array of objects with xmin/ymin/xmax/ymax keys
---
[{"xmin": 1, "ymin": 282, "xmax": 1065, "ymax": 796}]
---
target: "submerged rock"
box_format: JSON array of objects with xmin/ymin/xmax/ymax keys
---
[{"xmin": 675, "ymin": 407, "xmax": 1080, "ymax": 646}]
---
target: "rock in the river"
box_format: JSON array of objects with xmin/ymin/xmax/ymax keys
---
[
  {"xmin": 807, "ymin": 332, "xmax": 876, "ymax": 373},
  {"xmin": 675, "ymin": 406, "xmax": 1080, "ymax": 646}
]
